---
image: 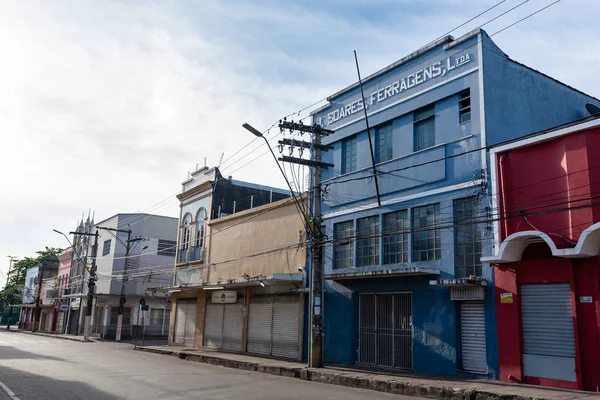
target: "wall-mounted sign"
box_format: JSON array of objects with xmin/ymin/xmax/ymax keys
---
[
  {"xmin": 500, "ymin": 292, "xmax": 514, "ymax": 304},
  {"xmin": 71, "ymin": 297, "xmax": 81, "ymax": 309},
  {"xmin": 323, "ymin": 53, "xmax": 472, "ymax": 127},
  {"xmin": 580, "ymin": 296, "xmax": 593, "ymax": 303},
  {"xmin": 212, "ymin": 290, "xmax": 237, "ymax": 304},
  {"xmin": 59, "ymin": 304, "xmax": 69, "ymax": 311}
]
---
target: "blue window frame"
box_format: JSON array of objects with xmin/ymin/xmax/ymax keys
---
[
  {"xmin": 414, "ymin": 105, "xmax": 435, "ymax": 151},
  {"xmin": 376, "ymin": 123, "xmax": 394, "ymax": 163},
  {"xmin": 334, "ymin": 221, "xmax": 354, "ymax": 269},
  {"xmin": 357, "ymin": 216, "xmax": 380, "ymax": 267},
  {"xmin": 454, "ymin": 196, "xmax": 482, "ymax": 277},
  {"xmin": 102, "ymin": 239, "xmax": 111, "ymax": 256},
  {"xmin": 342, "ymin": 136, "xmax": 357, "ymax": 174},
  {"xmin": 383, "ymin": 210, "xmax": 408, "ymax": 264},
  {"xmin": 411, "ymin": 203, "xmax": 441, "ymax": 262},
  {"xmin": 458, "ymin": 90, "xmax": 471, "ymax": 123}
]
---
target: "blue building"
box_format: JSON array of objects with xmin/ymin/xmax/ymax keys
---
[{"xmin": 312, "ymin": 29, "xmax": 599, "ymax": 377}]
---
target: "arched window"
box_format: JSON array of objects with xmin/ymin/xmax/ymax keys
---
[
  {"xmin": 195, "ymin": 209, "xmax": 206, "ymax": 249},
  {"xmin": 182, "ymin": 214, "xmax": 192, "ymax": 250}
]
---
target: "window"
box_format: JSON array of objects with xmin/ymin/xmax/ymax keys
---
[
  {"xmin": 383, "ymin": 210, "xmax": 408, "ymax": 264},
  {"xmin": 342, "ymin": 136, "xmax": 357, "ymax": 174},
  {"xmin": 357, "ymin": 216, "xmax": 380, "ymax": 267},
  {"xmin": 414, "ymin": 105, "xmax": 435, "ymax": 151},
  {"xmin": 157, "ymin": 239, "xmax": 177, "ymax": 257},
  {"xmin": 376, "ymin": 123, "xmax": 393, "ymax": 163},
  {"xmin": 334, "ymin": 221, "xmax": 355, "ymax": 269},
  {"xmin": 459, "ymin": 90, "xmax": 471, "ymax": 123},
  {"xmin": 454, "ymin": 196, "xmax": 482, "ymax": 277},
  {"xmin": 412, "ymin": 203, "xmax": 441, "ymax": 262},
  {"xmin": 195, "ymin": 209, "xmax": 206, "ymax": 249},
  {"xmin": 102, "ymin": 239, "xmax": 111, "ymax": 256}
]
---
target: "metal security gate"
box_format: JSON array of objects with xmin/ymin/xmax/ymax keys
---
[
  {"xmin": 247, "ymin": 295, "xmax": 300, "ymax": 359},
  {"xmin": 460, "ymin": 302, "xmax": 487, "ymax": 372},
  {"xmin": 203, "ymin": 302, "xmax": 244, "ymax": 352},
  {"xmin": 359, "ymin": 293, "xmax": 412, "ymax": 369},
  {"xmin": 521, "ymin": 283, "xmax": 576, "ymax": 382},
  {"xmin": 173, "ymin": 299, "xmax": 196, "ymax": 345}
]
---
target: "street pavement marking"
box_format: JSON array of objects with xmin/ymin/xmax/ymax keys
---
[{"xmin": 0, "ymin": 380, "xmax": 20, "ymax": 400}]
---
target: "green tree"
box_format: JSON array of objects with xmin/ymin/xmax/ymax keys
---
[{"xmin": 1, "ymin": 247, "xmax": 63, "ymax": 308}]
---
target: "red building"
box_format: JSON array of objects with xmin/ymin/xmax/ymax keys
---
[{"xmin": 483, "ymin": 117, "xmax": 600, "ymax": 391}]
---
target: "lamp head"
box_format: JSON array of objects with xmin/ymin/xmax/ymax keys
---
[{"xmin": 242, "ymin": 123, "xmax": 263, "ymax": 138}]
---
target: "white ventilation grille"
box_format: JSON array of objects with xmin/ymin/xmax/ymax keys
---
[{"xmin": 450, "ymin": 286, "xmax": 484, "ymax": 301}]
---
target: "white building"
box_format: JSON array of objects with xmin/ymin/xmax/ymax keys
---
[{"xmin": 68, "ymin": 213, "xmax": 178, "ymax": 339}]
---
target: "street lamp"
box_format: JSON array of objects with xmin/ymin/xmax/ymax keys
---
[
  {"xmin": 242, "ymin": 123, "xmax": 309, "ymax": 225},
  {"xmin": 53, "ymin": 229, "xmax": 73, "ymax": 247}
]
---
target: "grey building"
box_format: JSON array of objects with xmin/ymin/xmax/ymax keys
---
[{"xmin": 67, "ymin": 213, "xmax": 178, "ymax": 339}]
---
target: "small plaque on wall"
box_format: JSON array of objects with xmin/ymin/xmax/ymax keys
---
[
  {"xmin": 580, "ymin": 296, "xmax": 593, "ymax": 303},
  {"xmin": 500, "ymin": 292, "xmax": 513, "ymax": 304}
]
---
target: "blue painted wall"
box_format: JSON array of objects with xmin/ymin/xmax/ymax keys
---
[
  {"xmin": 311, "ymin": 28, "xmax": 598, "ymax": 379},
  {"xmin": 481, "ymin": 31, "xmax": 600, "ymax": 146}
]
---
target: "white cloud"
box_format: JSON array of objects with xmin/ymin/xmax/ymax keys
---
[{"xmin": 0, "ymin": 0, "xmax": 598, "ymax": 283}]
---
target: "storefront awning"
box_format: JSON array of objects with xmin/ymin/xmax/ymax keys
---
[
  {"xmin": 325, "ymin": 267, "xmax": 439, "ymax": 281},
  {"xmin": 149, "ymin": 273, "xmax": 304, "ymax": 293}
]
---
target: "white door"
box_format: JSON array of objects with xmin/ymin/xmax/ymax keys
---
[
  {"xmin": 222, "ymin": 303, "xmax": 244, "ymax": 351},
  {"xmin": 174, "ymin": 299, "xmax": 197, "ymax": 345},
  {"xmin": 247, "ymin": 295, "xmax": 300, "ymax": 359},
  {"xmin": 521, "ymin": 283, "xmax": 576, "ymax": 382},
  {"xmin": 204, "ymin": 303, "xmax": 224, "ymax": 348},
  {"xmin": 271, "ymin": 296, "xmax": 300, "ymax": 359},
  {"xmin": 460, "ymin": 302, "xmax": 487, "ymax": 373}
]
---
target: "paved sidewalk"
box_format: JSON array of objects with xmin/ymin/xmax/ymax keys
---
[
  {"xmin": 0, "ymin": 325, "xmax": 92, "ymax": 342},
  {"xmin": 136, "ymin": 345, "xmax": 600, "ymax": 400}
]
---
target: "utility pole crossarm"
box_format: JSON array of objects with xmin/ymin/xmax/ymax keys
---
[
  {"xmin": 278, "ymin": 156, "xmax": 334, "ymax": 169},
  {"xmin": 278, "ymin": 121, "xmax": 334, "ymax": 135},
  {"xmin": 278, "ymin": 138, "xmax": 333, "ymax": 151}
]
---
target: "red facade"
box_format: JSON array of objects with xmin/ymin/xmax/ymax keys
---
[{"xmin": 491, "ymin": 122, "xmax": 600, "ymax": 391}]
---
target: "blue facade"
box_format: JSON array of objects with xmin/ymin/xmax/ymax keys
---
[{"xmin": 311, "ymin": 29, "xmax": 598, "ymax": 378}]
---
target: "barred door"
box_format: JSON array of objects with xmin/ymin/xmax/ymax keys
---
[{"xmin": 359, "ymin": 293, "xmax": 412, "ymax": 369}]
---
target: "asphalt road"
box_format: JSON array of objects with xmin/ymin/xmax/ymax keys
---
[{"xmin": 0, "ymin": 330, "xmax": 422, "ymax": 400}]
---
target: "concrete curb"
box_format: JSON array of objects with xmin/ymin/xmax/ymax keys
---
[
  {"xmin": 135, "ymin": 347, "xmax": 552, "ymax": 400},
  {"xmin": 5, "ymin": 329, "xmax": 92, "ymax": 343}
]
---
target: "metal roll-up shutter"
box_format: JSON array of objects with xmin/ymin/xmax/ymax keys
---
[
  {"xmin": 174, "ymin": 301, "xmax": 186, "ymax": 344},
  {"xmin": 271, "ymin": 295, "xmax": 300, "ymax": 359},
  {"xmin": 184, "ymin": 302, "xmax": 196, "ymax": 345},
  {"xmin": 222, "ymin": 303, "xmax": 244, "ymax": 351},
  {"xmin": 521, "ymin": 283, "xmax": 576, "ymax": 382},
  {"xmin": 204, "ymin": 303, "xmax": 224, "ymax": 348},
  {"xmin": 460, "ymin": 302, "xmax": 487, "ymax": 373},
  {"xmin": 247, "ymin": 298, "xmax": 273, "ymax": 356}
]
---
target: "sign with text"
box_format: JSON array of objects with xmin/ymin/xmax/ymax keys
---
[
  {"xmin": 580, "ymin": 296, "xmax": 593, "ymax": 303},
  {"xmin": 319, "ymin": 53, "xmax": 473, "ymax": 129},
  {"xmin": 211, "ymin": 290, "xmax": 237, "ymax": 304}
]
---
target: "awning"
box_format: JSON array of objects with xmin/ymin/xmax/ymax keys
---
[
  {"xmin": 149, "ymin": 273, "xmax": 304, "ymax": 293},
  {"xmin": 325, "ymin": 267, "xmax": 439, "ymax": 281}
]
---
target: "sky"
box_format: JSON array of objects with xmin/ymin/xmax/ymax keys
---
[{"xmin": 1, "ymin": 0, "xmax": 599, "ymax": 284}]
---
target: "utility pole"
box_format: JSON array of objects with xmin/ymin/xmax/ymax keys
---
[
  {"xmin": 277, "ymin": 120, "xmax": 333, "ymax": 368},
  {"xmin": 71, "ymin": 229, "xmax": 99, "ymax": 341}
]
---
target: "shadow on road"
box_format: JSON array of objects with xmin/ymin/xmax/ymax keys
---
[
  {"xmin": 0, "ymin": 346, "xmax": 66, "ymax": 362},
  {"xmin": 0, "ymin": 366, "xmax": 117, "ymax": 400}
]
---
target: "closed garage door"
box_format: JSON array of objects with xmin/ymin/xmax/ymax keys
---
[
  {"xmin": 173, "ymin": 299, "xmax": 197, "ymax": 345},
  {"xmin": 247, "ymin": 295, "xmax": 300, "ymax": 359},
  {"xmin": 460, "ymin": 302, "xmax": 487, "ymax": 373},
  {"xmin": 521, "ymin": 283, "xmax": 576, "ymax": 382},
  {"xmin": 203, "ymin": 302, "xmax": 244, "ymax": 352}
]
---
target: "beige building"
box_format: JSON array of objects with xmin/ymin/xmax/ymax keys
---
[{"xmin": 165, "ymin": 166, "xmax": 307, "ymax": 360}]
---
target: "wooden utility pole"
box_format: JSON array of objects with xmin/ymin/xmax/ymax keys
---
[{"xmin": 278, "ymin": 121, "xmax": 333, "ymax": 368}]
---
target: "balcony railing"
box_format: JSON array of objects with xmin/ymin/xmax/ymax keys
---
[
  {"xmin": 190, "ymin": 246, "xmax": 205, "ymax": 262},
  {"xmin": 177, "ymin": 248, "xmax": 188, "ymax": 263}
]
